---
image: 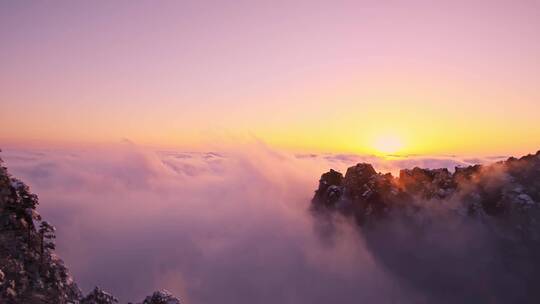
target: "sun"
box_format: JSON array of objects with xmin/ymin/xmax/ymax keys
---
[{"xmin": 372, "ymin": 134, "xmax": 404, "ymax": 155}]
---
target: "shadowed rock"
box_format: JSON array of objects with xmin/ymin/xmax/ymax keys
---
[{"xmin": 312, "ymin": 150, "xmax": 540, "ymax": 303}]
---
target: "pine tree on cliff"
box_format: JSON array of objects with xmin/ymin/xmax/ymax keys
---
[{"xmin": 38, "ymin": 221, "xmax": 56, "ymax": 265}]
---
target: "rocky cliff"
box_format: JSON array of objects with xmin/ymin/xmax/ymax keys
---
[
  {"xmin": 312, "ymin": 150, "xmax": 540, "ymax": 303},
  {"xmin": 313, "ymin": 150, "xmax": 540, "ymax": 225},
  {"xmin": 0, "ymin": 154, "xmax": 181, "ymax": 304}
]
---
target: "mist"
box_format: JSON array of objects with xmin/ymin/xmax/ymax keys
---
[{"xmin": 0, "ymin": 143, "xmax": 513, "ymax": 303}]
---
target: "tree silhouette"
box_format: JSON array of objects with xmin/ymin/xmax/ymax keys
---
[{"xmin": 39, "ymin": 221, "xmax": 56, "ymax": 265}]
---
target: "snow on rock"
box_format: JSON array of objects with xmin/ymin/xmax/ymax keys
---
[
  {"xmin": 81, "ymin": 286, "xmax": 119, "ymax": 304},
  {"xmin": 313, "ymin": 150, "xmax": 540, "ymax": 223},
  {"xmin": 517, "ymin": 193, "xmax": 535, "ymax": 206},
  {"xmin": 139, "ymin": 289, "xmax": 181, "ymax": 304}
]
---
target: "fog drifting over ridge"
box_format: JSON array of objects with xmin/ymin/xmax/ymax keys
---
[{"xmin": 0, "ymin": 143, "xmax": 508, "ymax": 303}]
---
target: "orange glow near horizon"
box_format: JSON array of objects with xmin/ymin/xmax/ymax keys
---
[{"xmin": 1, "ymin": 2, "xmax": 540, "ymax": 157}]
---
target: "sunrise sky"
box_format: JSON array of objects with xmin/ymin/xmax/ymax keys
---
[{"xmin": 1, "ymin": 1, "xmax": 539, "ymax": 156}]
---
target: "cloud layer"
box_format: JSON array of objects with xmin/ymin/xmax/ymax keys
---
[{"xmin": 0, "ymin": 144, "xmax": 507, "ymax": 303}]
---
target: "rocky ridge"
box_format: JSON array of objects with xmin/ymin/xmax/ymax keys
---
[
  {"xmin": 312, "ymin": 150, "xmax": 540, "ymax": 303},
  {"xmin": 313, "ymin": 150, "xmax": 540, "ymax": 228}
]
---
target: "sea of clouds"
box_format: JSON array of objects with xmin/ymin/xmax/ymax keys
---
[{"xmin": 0, "ymin": 143, "xmax": 508, "ymax": 303}]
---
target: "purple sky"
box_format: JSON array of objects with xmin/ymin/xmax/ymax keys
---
[{"xmin": 1, "ymin": 1, "xmax": 539, "ymax": 154}]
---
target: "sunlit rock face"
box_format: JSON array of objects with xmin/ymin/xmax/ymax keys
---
[
  {"xmin": 313, "ymin": 150, "xmax": 540, "ymax": 224},
  {"xmin": 0, "ymin": 157, "xmax": 181, "ymax": 304},
  {"xmin": 312, "ymin": 150, "xmax": 540, "ymax": 303}
]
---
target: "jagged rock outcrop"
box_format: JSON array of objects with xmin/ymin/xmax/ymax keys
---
[
  {"xmin": 312, "ymin": 150, "xmax": 540, "ymax": 303},
  {"xmin": 81, "ymin": 287, "xmax": 119, "ymax": 304},
  {"xmin": 137, "ymin": 290, "xmax": 181, "ymax": 304},
  {"xmin": 312, "ymin": 169, "xmax": 343, "ymax": 207},
  {"xmin": 0, "ymin": 154, "xmax": 181, "ymax": 304},
  {"xmin": 313, "ymin": 150, "xmax": 540, "ymax": 226}
]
